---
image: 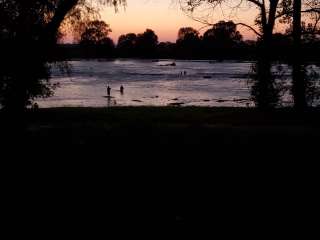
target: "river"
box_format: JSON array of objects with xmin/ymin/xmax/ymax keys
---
[{"xmin": 37, "ymin": 59, "xmax": 287, "ymax": 107}]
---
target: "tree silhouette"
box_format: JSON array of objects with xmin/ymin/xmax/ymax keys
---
[
  {"xmin": 177, "ymin": 27, "xmax": 199, "ymax": 41},
  {"xmin": 180, "ymin": 0, "xmax": 320, "ymax": 108},
  {"xmin": 80, "ymin": 21, "xmax": 112, "ymax": 45},
  {"xmin": 117, "ymin": 33, "xmax": 137, "ymax": 57},
  {"xmin": 176, "ymin": 27, "xmax": 201, "ymax": 58},
  {"xmin": 157, "ymin": 42, "xmax": 176, "ymax": 58},
  {"xmin": 0, "ymin": 0, "xmax": 125, "ymax": 111},
  {"xmin": 203, "ymin": 21, "xmax": 242, "ymax": 48},
  {"xmin": 135, "ymin": 29, "xmax": 158, "ymax": 58},
  {"xmin": 179, "ymin": 0, "xmax": 284, "ymax": 108},
  {"xmin": 202, "ymin": 21, "xmax": 243, "ymax": 58},
  {"xmin": 79, "ymin": 20, "xmax": 114, "ymax": 57},
  {"xmin": 291, "ymin": 0, "xmax": 307, "ymax": 109},
  {"xmin": 278, "ymin": 0, "xmax": 320, "ymax": 108},
  {"xmin": 117, "ymin": 30, "xmax": 158, "ymax": 58}
]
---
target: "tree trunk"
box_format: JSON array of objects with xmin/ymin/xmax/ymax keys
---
[
  {"xmin": 292, "ymin": 0, "xmax": 307, "ymax": 110},
  {"xmin": 252, "ymin": 2, "xmax": 279, "ymax": 109},
  {"xmin": 42, "ymin": 0, "xmax": 80, "ymax": 44},
  {"xmin": 40, "ymin": 0, "xmax": 80, "ymax": 61}
]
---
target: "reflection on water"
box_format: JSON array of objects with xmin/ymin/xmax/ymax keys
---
[{"xmin": 38, "ymin": 59, "xmax": 257, "ymax": 108}]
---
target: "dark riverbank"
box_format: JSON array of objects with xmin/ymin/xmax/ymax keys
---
[
  {"xmin": 1, "ymin": 107, "xmax": 319, "ymax": 237},
  {"xmin": 2, "ymin": 106, "xmax": 320, "ymax": 154},
  {"xmin": 2, "ymin": 106, "xmax": 320, "ymax": 169}
]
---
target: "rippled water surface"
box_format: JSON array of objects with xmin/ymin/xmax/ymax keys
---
[{"xmin": 38, "ymin": 59, "xmax": 256, "ymax": 107}]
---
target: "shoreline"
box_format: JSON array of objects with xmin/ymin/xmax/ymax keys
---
[
  {"xmin": 2, "ymin": 107, "xmax": 320, "ymax": 158},
  {"xmin": 2, "ymin": 106, "xmax": 320, "ymax": 126}
]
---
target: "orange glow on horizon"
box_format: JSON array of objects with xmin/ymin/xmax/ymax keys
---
[{"xmin": 101, "ymin": 0, "xmax": 259, "ymax": 44}]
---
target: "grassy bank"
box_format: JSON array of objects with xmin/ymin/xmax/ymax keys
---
[
  {"xmin": 1, "ymin": 106, "xmax": 320, "ymax": 158},
  {"xmin": 1, "ymin": 106, "xmax": 319, "ymax": 234}
]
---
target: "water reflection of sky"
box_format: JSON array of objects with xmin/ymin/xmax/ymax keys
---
[{"xmin": 38, "ymin": 59, "xmax": 257, "ymax": 108}]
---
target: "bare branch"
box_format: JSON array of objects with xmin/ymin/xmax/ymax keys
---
[
  {"xmin": 247, "ymin": 0, "xmax": 264, "ymax": 8},
  {"xmin": 236, "ymin": 22, "xmax": 262, "ymax": 36},
  {"xmin": 302, "ymin": 8, "xmax": 320, "ymax": 14}
]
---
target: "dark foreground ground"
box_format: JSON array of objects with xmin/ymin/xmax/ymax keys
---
[{"xmin": 1, "ymin": 107, "xmax": 319, "ymax": 237}]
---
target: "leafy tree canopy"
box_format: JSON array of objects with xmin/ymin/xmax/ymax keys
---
[
  {"xmin": 203, "ymin": 21, "xmax": 243, "ymax": 47},
  {"xmin": 80, "ymin": 20, "xmax": 112, "ymax": 45}
]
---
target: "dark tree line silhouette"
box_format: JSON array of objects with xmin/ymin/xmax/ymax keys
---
[
  {"xmin": 79, "ymin": 20, "xmax": 115, "ymax": 57},
  {"xmin": 58, "ymin": 19, "xmax": 320, "ymax": 60},
  {"xmin": 118, "ymin": 29, "xmax": 159, "ymax": 58}
]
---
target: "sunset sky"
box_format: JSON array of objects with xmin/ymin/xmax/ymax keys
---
[{"xmin": 101, "ymin": 0, "xmax": 259, "ymax": 44}]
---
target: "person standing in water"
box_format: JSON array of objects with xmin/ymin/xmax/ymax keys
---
[
  {"xmin": 107, "ymin": 85, "xmax": 111, "ymax": 96},
  {"xmin": 120, "ymin": 85, "xmax": 124, "ymax": 95}
]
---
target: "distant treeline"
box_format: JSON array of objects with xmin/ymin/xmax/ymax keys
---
[{"xmin": 54, "ymin": 21, "xmax": 320, "ymax": 60}]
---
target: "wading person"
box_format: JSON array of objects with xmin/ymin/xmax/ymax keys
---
[{"xmin": 120, "ymin": 85, "xmax": 124, "ymax": 94}]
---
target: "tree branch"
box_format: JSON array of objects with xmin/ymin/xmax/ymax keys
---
[
  {"xmin": 44, "ymin": 0, "xmax": 80, "ymax": 41},
  {"xmin": 236, "ymin": 23, "xmax": 262, "ymax": 37},
  {"xmin": 302, "ymin": 8, "xmax": 320, "ymax": 14},
  {"xmin": 247, "ymin": 0, "xmax": 264, "ymax": 8}
]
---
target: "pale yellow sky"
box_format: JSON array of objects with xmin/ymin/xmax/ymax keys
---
[{"xmin": 101, "ymin": 0, "xmax": 259, "ymax": 43}]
